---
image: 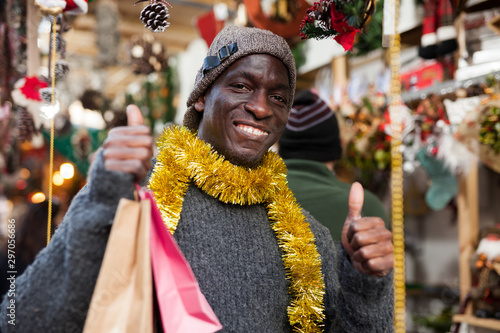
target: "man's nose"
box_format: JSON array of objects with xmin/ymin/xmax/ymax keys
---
[{"xmin": 244, "ymin": 92, "xmax": 272, "ymax": 119}]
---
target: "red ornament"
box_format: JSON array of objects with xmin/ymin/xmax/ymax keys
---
[
  {"xmin": 64, "ymin": 0, "xmax": 88, "ymax": 14},
  {"xmin": 19, "ymin": 76, "xmax": 48, "ymax": 102},
  {"xmin": 330, "ymin": 5, "xmax": 360, "ymax": 52}
]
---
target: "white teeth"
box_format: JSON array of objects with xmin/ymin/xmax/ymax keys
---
[{"xmin": 238, "ymin": 124, "xmax": 268, "ymax": 136}]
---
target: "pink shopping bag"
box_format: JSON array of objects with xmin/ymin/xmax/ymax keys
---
[{"xmin": 141, "ymin": 189, "xmax": 223, "ymax": 333}]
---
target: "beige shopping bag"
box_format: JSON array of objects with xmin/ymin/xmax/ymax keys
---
[{"xmin": 83, "ymin": 197, "xmax": 153, "ymax": 333}]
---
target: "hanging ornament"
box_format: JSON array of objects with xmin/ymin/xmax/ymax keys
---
[
  {"xmin": 34, "ymin": 0, "xmax": 88, "ymax": 16},
  {"xmin": 299, "ymin": 0, "xmax": 375, "ymax": 51},
  {"xmin": 39, "ymin": 87, "xmax": 59, "ymax": 103},
  {"xmin": 11, "ymin": 76, "xmax": 49, "ymax": 106},
  {"xmin": 128, "ymin": 34, "xmax": 168, "ymax": 75},
  {"xmin": 16, "ymin": 107, "xmax": 38, "ymax": 142},
  {"xmin": 136, "ymin": 0, "xmax": 172, "ymax": 33},
  {"xmin": 40, "ymin": 101, "xmax": 60, "ymax": 120},
  {"xmin": 54, "ymin": 59, "xmax": 70, "ymax": 80}
]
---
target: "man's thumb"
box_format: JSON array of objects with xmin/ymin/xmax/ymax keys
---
[
  {"xmin": 126, "ymin": 104, "xmax": 144, "ymax": 126},
  {"xmin": 347, "ymin": 182, "xmax": 364, "ymax": 221}
]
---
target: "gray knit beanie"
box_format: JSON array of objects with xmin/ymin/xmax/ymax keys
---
[{"xmin": 183, "ymin": 25, "xmax": 296, "ymax": 131}]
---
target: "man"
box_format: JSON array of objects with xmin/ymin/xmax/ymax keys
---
[
  {"xmin": 1, "ymin": 26, "xmax": 394, "ymax": 332},
  {"xmin": 279, "ymin": 89, "xmax": 389, "ymax": 240}
]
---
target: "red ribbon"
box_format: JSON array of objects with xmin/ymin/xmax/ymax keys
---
[{"xmin": 330, "ymin": 5, "xmax": 360, "ymax": 52}]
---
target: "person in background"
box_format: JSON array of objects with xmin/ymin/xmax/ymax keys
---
[{"xmin": 279, "ymin": 89, "xmax": 389, "ymax": 240}]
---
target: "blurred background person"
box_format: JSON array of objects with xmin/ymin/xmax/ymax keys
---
[{"xmin": 278, "ymin": 89, "xmax": 389, "ymax": 240}]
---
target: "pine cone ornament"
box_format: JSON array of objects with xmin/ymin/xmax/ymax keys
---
[
  {"xmin": 139, "ymin": 1, "xmax": 171, "ymax": 33},
  {"xmin": 55, "ymin": 60, "xmax": 70, "ymax": 80},
  {"xmin": 17, "ymin": 107, "xmax": 38, "ymax": 142},
  {"xmin": 129, "ymin": 34, "xmax": 168, "ymax": 75}
]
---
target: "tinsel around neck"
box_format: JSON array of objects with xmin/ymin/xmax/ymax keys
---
[{"xmin": 148, "ymin": 125, "xmax": 326, "ymax": 332}]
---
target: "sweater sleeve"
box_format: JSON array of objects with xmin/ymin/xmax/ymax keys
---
[
  {"xmin": 305, "ymin": 210, "xmax": 394, "ymax": 333},
  {"xmin": 0, "ymin": 149, "xmax": 136, "ymax": 333}
]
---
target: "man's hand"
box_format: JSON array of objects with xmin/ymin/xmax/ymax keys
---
[
  {"xmin": 103, "ymin": 105, "xmax": 153, "ymax": 182},
  {"xmin": 341, "ymin": 182, "xmax": 394, "ymax": 277}
]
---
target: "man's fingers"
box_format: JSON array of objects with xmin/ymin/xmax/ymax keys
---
[
  {"xmin": 103, "ymin": 134, "xmax": 153, "ymax": 149},
  {"xmin": 352, "ymin": 242, "xmax": 394, "ymax": 263},
  {"xmin": 347, "ymin": 182, "xmax": 364, "ymax": 221},
  {"xmin": 126, "ymin": 104, "xmax": 144, "ymax": 126},
  {"xmin": 104, "ymin": 159, "xmax": 148, "ymax": 180},
  {"xmin": 359, "ymin": 254, "xmax": 395, "ymax": 277},
  {"xmin": 107, "ymin": 125, "xmax": 151, "ymax": 137},
  {"xmin": 103, "ymin": 147, "xmax": 152, "ymax": 166},
  {"xmin": 347, "ymin": 218, "xmax": 389, "ymax": 250}
]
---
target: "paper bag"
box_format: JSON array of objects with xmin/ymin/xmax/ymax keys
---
[
  {"xmin": 143, "ymin": 190, "xmax": 223, "ymax": 333},
  {"xmin": 83, "ymin": 197, "xmax": 153, "ymax": 333}
]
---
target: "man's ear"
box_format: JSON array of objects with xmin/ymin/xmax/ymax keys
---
[{"xmin": 194, "ymin": 96, "xmax": 205, "ymax": 112}]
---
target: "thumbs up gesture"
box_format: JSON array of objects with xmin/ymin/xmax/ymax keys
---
[
  {"xmin": 341, "ymin": 182, "xmax": 394, "ymax": 277},
  {"xmin": 103, "ymin": 105, "xmax": 154, "ymax": 182}
]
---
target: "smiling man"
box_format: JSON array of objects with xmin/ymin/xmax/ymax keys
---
[{"xmin": 1, "ymin": 26, "xmax": 394, "ymax": 333}]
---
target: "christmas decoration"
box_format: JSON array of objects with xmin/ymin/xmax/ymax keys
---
[
  {"xmin": 416, "ymin": 148, "xmax": 458, "ymax": 211},
  {"xmin": 350, "ymin": 0, "xmax": 383, "ymax": 57},
  {"xmin": 34, "ymin": 0, "xmax": 88, "ymax": 15},
  {"xmin": 39, "ymin": 101, "xmax": 60, "ymax": 119},
  {"xmin": 418, "ymin": 0, "xmax": 458, "ymax": 60},
  {"xmin": 54, "ymin": 59, "xmax": 70, "ymax": 80},
  {"xmin": 39, "ymin": 87, "xmax": 59, "ymax": 103},
  {"xmin": 149, "ymin": 126, "xmax": 326, "ymax": 332},
  {"xmin": 299, "ymin": 0, "xmax": 375, "ymax": 51},
  {"xmin": 470, "ymin": 226, "xmax": 500, "ymax": 319},
  {"xmin": 16, "ymin": 107, "xmax": 38, "ymax": 142},
  {"xmin": 479, "ymin": 105, "xmax": 500, "ymax": 154},
  {"xmin": 136, "ymin": 0, "xmax": 172, "ymax": 33},
  {"xmin": 64, "ymin": 0, "xmax": 88, "ymax": 15},
  {"xmin": 128, "ymin": 34, "xmax": 168, "ymax": 75},
  {"xmin": 12, "ymin": 76, "xmax": 48, "ymax": 104},
  {"xmin": 196, "ymin": 8, "xmax": 225, "ymax": 47},
  {"xmin": 244, "ymin": 0, "xmax": 310, "ymax": 40}
]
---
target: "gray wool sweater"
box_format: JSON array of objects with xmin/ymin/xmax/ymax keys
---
[{"xmin": 1, "ymin": 150, "xmax": 394, "ymax": 333}]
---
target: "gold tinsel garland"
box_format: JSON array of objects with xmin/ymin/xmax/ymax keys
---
[{"xmin": 148, "ymin": 126, "xmax": 326, "ymax": 332}]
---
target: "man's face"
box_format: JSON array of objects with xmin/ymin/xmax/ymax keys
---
[{"xmin": 196, "ymin": 54, "xmax": 290, "ymax": 168}]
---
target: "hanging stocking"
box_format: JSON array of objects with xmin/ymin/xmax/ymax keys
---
[
  {"xmin": 416, "ymin": 148, "xmax": 458, "ymax": 211},
  {"xmin": 436, "ymin": 0, "xmax": 458, "ymax": 56},
  {"xmin": 418, "ymin": 0, "xmax": 438, "ymax": 59}
]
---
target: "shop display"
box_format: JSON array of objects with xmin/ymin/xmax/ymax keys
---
[
  {"xmin": 479, "ymin": 105, "xmax": 500, "ymax": 154},
  {"xmin": 418, "ymin": 0, "xmax": 458, "ymax": 59},
  {"xmin": 470, "ymin": 226, "xmax": 500, "ymax": 319}
]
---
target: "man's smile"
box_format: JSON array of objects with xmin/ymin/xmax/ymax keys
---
[{"xmin": 236, "ymin": 123, "xmax": 269, "ymax": 137}]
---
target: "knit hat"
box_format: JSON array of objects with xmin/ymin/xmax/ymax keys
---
[
  {"xmin": 278, "ymin": 90, "xmax": 342, "ymax": 162},
  {"xmin": 183, "ymin": 25, "xmax": 296, "ymax": 131}
]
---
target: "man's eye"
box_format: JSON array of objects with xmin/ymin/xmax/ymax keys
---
[
  {"xmin": 233, "ymin": 84, "xmax": 248, "ymax": 90},
  {"xmin": 273, "ymin": 95, "xmax": 286, "ymax": 104}
]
